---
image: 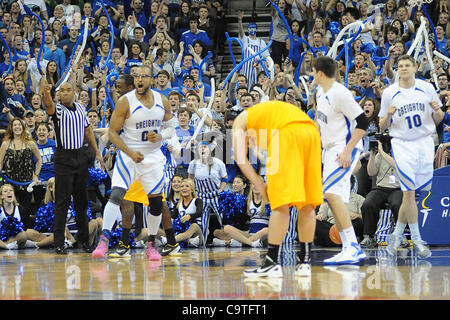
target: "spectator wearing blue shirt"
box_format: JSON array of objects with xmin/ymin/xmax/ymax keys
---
[
  {"xmin": 124, "ymin": 0, "xmax": 151, "ymax": 33},
  {"xmin": 435, "ymin": 25, "xmax": 449, "ymax": 57},
  {"xmin": 351, "ymin": 68, "xmax": 381, "ymax": 100},
  {"xmin": 12, "ymin": 34, "xmax": 29, "ymax": 62},
  {"xmin": 35, "ymin": 121, "xmax": 56, "ymax": 182},
  {"xmin": 153, "ymin": 70, "xmax": 173, "ymax": 98},
  {"xmin": 0, "ymin": 49, "xmax": 12, "ymax": 78},
  {"xmin": 310, "ymin": 31, "xmax": 329, "ymax": 56},
  {"xmin": 180, "ymin": 16, "xmax": 211, "ymax": 54},
  {"xmin": 174, "ymin": 48, "xmax": 197, "ymax": 88},
  {"xmin": 123, "ymin": 40, "xmax": 144, "ymax": 74},
  {"xmin": 175, "ymin": 107, "xmax": 195, "ymax": 177},
  {"xmin": 0, "ymin": 76, "xmax": 32, "ymax": 119},
  {"xmin": 190, "ymin": 67, "xmax": 211, "ymax": 99},
  {"xmin": 43, "ymin": 30, "xmax": 66, "ymax": 77},
  {"xmin": 57, "ymin": 25, "xmax": 80, "ymax": 61}
]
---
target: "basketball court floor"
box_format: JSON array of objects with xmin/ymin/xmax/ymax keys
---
[{"xmin": 0, "ymin": 245, "xmax": 449, "ymax": 301}]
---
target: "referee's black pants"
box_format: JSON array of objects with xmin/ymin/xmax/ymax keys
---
[{"xmin": 53, "ymin": 148, "xmax": 91, "ymax": 248}]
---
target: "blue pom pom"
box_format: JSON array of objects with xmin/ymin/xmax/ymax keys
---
[
  {"xmin": 69, "ymin": 201, "xmax": 94, "ymax": 221},
  {"xmin": 265, "ymin": 203, "xmax": 272, "ymax": 216},
  {"xmin": 0, "ymin": 216, "xmax": 25, "ymax": 242},
  {"xmin": 330, "ymin": 21, "xmax": 341, "ymax": 35},
  {"xmin": 173, "ymin": 216, "xmax": 192, "ymax": 235},
  {"xmin": 108, "ymin": 227, "xmax": 136, "ymax": 248},
  {"xmin": 88, "ymin": 167, "xmax": 108, "ymax": 186},
  {"xmin": 219, "ymin": 191, "xmax": 247, "ymax": 227},
  {"xmin": 34, "ymin": 202, "xmax": 55, "ymax": 233}
]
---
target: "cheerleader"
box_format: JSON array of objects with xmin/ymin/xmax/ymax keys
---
[
  {"xmin": 166, "ymin": 174, "xmax": 183, "ymax": 214},
  {"xmin": 215, "ymin": 181, "xmax": 270, "ymax": 248},
  {"xmin": 212, "ymin": 175, "xmax": 249, "ymax": 245},
  {"xmin": 0, "ymin": 184, "xmax": 29, "ymax": 249},
  {"xmin": 172, "ymin": 179, "xmax": 204, "ymax": 246},
  {"xmin": 188, "ymin": 141, "xmax": 227, "ymax": 245}
]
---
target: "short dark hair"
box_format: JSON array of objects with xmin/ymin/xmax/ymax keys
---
[
  {"xmin": 119, "ymin": 74, "xmax": 135, "ymax": 88},
  {"xmin": 386, "ymin": 25, "xmax": 399, "ymax": 35},
  {"xmin": 178, "ymin": 107, "xmax": 192, "ymax": 118},
  {"xmin": 240, "ymin": 92, "xmax": 254, "ymax": 102},
  {"xmin": 237, "ymin": 86, "xmax": 248, "ymax": 94},
  {"xmin": 312, "ymin": 56, "xmax": 337, "ymax": 78},
  {"xmin": 87, "ymin": 109, "xmax": 100, "ymax": 117},
  {"xmin": 168, "ymin": 91, "xmax": 182, "ymax": 100},
  {"xmin": 156, "ymin": 47, "xmax": 168, "ymax": 58},
  {"xmin": 344, "ymin": 7, "xmax": 361, "ymax": 20},
  {"xmin": 157, "ymin": 69, "xmax": 170, "ymax": 78},
  {"xmin": 186, "ymin": 92, "xmax": 200, "ymax": 102},
  {"xmin": 438, "ymin": 73, "xmax": 449, "ymax": 81}
]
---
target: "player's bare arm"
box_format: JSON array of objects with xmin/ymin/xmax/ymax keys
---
[
  {"xmin": 232, "ymin": 111, "xmax": 268, "ymax": 200},
  {"xmin": 379, "ymin": 105, "xmax": 397, "ymax": 131},
  {"xmin": 338, "ymin": 112, "xmax": 369, "ymax": 169},
  {"xmin": 148, "ymin": 95, "xmax": 177, "ymax": 143},
  {"xmin": 430, "ymin": 100, "xmax": 445, "ymax": 125},
  {"xmin": 43, "ymin": 83, "xmax": 56, "ymax": 115},
  {"xmin": 109, "ymin": 95, "xmax": 144, "ymax": 163}
]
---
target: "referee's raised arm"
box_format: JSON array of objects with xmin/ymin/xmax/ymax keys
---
[{"xmin": 43, "ymin": 83, "xmax": 55, "ymax": 116}]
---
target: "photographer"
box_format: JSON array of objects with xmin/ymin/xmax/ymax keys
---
[{"xmin": 359, "ymin": 136, "xmax": 403, "ymax": 248}]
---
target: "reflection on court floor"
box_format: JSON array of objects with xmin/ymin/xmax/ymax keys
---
[{"xmin": 0, "ymin": 246, "xmax": 449, "ymax": 300}]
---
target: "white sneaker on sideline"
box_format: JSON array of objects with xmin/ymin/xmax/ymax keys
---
[
  {"xmin": 212, "ymin": 238, "xmax": 226, "ymax": 247},
  {"xmin": 229, "ymin": 239, "xmax": 242, "ymax": 247}
]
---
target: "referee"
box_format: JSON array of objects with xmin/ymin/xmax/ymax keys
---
[{"xmin": 43, "ymin": 82, "xmax": 104, "ymax": 254}]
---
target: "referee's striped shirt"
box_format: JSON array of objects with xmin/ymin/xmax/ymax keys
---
[{"xmin": 54, "ymin": 102, "xmax": 90, "ymax": 149}]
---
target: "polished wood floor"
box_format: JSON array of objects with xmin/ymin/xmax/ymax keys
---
[{"xmin": 0, "ymin": 245, "xmax": 449, "ymax": 300}]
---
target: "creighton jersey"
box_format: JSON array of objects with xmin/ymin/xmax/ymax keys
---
[
  {"xmin": 316, "ymin": 81, "xmax": 364, "ymax": 150},
  {"xmin": 379, "ymin": 79, "xmax": 441, "ymax": 141},
  {"xmin": 120, "ymin": 89, "xmax": 166, "ymax": 154}
]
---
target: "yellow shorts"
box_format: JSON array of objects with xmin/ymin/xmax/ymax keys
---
[
  {"xmin": 266, "ymin": 122, "xmax": 323, "ymax": 211},
  {"xmin": 123, "ymin": 181, "xmax": 166, "ymax": 206}
]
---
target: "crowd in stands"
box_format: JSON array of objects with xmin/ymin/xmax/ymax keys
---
[{"xmin": 0, "ymin": 0, "xmax": 448, "ymax": 250}]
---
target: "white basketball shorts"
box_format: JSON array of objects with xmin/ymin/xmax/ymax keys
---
[
  {"xmin": 322, "ymin": 145, "xmax": 361, "ymax": 203},
  {"xmin": 391, "ymin": 136, "xmax": 434, "ymax": 192},
  {"xmin": 112, "ymin": 149, "xmax": 166, "ymax": 195}
]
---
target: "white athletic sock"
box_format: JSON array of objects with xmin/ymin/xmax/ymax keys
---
[
  {"xmin": 339, "ymin": 231, "xmax": 347, "ymax": 247},
  {"xmin": 342, "ymin": 227, "xmax": 357, "ymax": 246},
  {"xmin": 409, "ymin": 223, "xmax": 422, "ymax": 242},
  {"xmin": 147, "ymin": 214, "xmax": 162, "ymax": 236},
  {"xmin": 102, "ymin": 201, "xmax": 121, "ymax": 232},
  {"xmin": 393, "ymin": 221, "xmax": 407, "ymax": 238}
]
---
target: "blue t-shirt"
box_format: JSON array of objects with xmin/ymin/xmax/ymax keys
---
[
  {"xmin": 153, "ymin": 87, "xmax": 173, "ymax": 98},
  {"xmin": 37, "ymin": 139, "xmax": 56, "ymax": 181},
  {"xmin": 443, "ymin": 113, "xmax": 450, "ymax": 144}
]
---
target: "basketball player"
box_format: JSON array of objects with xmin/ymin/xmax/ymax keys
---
[
  {"xmin": 92, "ymin": 66, "xmax": 178, "ymax": 260},
  {"xmin": 237, "ymin": 10, "xmax": 270, "ymax": 90},
  {"xmin": 313, "ymin": 56, "xmax": 369, "ymax": 265},
  {"xmin": 233, "ymin": 101, "xmax": 323, "ymax": 278},
  {"xmin": 379, "ymin": 54, "xmax": 444, "ymax": 258}
]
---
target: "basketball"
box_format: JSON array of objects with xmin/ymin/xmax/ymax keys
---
[{"xmin": 329, "ymin": 224, "xmax": 341, "ymax": 244}]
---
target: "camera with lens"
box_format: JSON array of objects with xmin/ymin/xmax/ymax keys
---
[{"xmin": 368, "ymin": 132, "xmax": 392, "ymax": 154}]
